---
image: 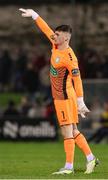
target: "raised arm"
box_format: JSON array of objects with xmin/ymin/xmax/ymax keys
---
[{"xmin": 19, "ymin": 8, "xmax": 54, "ymax": 44}]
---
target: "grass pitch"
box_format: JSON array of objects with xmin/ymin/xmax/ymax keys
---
[{"xmin": 0, "ymin": 142, "xmax": 107, "ymax": 179}]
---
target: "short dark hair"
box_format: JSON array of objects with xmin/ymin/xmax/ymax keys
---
[{"xmin": 55, "ymin": 25, "xmax": 72, "ymax": 34}]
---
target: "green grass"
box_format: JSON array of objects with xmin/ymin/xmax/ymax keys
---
[
  {"xmin": 0, "ymin": 93, "xmax": 22, "ymax": 107},
  {"xmin": 0, "ymin": 142, "xmax": 107, "ymax": 179}
]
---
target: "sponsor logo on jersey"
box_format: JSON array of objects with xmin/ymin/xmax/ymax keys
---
[{"xmin": 50, "ymin": 65, "xmax": 58, "ymax": 76}]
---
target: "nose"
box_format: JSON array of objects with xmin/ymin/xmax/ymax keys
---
[{"xmin": 54, "ymin": 33, "xmax": 58, "ymax": 38}]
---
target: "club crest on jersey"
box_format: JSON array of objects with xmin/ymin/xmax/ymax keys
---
[{"xmin": 55, "ymin": 57, "xmax": 60, "ymax": 63}]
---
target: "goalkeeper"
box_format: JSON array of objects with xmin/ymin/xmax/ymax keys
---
[{"xmin": 19, "ymin": 8, "xmax": 99, "ymax": 174}]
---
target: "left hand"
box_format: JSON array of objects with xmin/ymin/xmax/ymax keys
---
[
  {"xmin": 19, "ymin": 8, "xmax": 39, "ymax": 19},
  {"xmin": 77, "ymin": 97, "xmax": 90, "ymax": 118}
]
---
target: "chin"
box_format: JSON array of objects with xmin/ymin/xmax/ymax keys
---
[{"xmin": 54, "ymin": 42, "xmax": 59, "ymax": 45}]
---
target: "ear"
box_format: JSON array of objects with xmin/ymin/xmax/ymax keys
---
[{"xmin": 65, "ymin": 33, "xmax": 70, "ymax": 42}]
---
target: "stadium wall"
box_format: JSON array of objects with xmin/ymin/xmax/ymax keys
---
[{"xmin": 0, "ymin": 3, "xmax": 108, "ymax": 55}]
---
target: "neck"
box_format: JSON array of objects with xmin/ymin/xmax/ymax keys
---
[{"xmin": 57, "ymin": 43, "xmax": 69, "ymax": 50}]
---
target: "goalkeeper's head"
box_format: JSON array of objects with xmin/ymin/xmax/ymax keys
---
[
  {"xmin": 55, "ymin": 25, "xmax": 72, "ymax": 35},
  {"xmin": 52, "ymin": 25, "xmax": 72, "ymax": 46}
]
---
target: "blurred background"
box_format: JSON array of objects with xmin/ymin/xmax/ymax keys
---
[{"xmin": 0, "ymin": 0, "xmax": 108, "ymax": 142}]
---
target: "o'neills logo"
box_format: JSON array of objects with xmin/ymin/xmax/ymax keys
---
[{"xmin": 50, "ymin": 65, "xmax": 58, "ymax": 76}]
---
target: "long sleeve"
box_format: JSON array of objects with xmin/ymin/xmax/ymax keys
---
[
  {"xmin": 35, "ymin": 16, "xmax": 54, "ymax": 44},
  {"xmin": 63, "ymin": 49, "xmax": 84, "ymax": 97},
  {"xmin": 72, "ymin": 72, "xmax": 83, "ymax": 97},
  {"xmin": 69, "ymin": 58, "xmax": 83, "ymax": 97}
]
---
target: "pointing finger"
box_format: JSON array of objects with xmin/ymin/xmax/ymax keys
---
[
  {"xmin": 81, "ymin": 113, "xmax": 86, "ymax": 118},
  {"xmin": 19, "ymin": 8, "xmax": 26, "ymax": 13}
]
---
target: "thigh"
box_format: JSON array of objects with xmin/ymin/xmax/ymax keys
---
[{"xmin": 54, "ymin": 99, "xmax": 78, "ymax": 126}]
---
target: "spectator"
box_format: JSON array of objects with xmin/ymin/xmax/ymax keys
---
[
  {"xmin": 0, "ymin": 50, "xmax": 13, "ymax": 91},
  {"xmin": 23, "ymin": 61, "xmax": 39, "ymax": 94},
  {"xmin": 19, "ymin": 96, "xmax": 31, "ymax": 116},
  {"xmin": 15, "ymin": 48, "xmax": 28, "ymax": 75},
  {"xmin": 94, "ymin": 55, "xmax": 107, "ymax": 79},
  {"xmin": 90, "ymin": 98, "xmax": 103, "ymax": 122},
  {"xmin": 32, "ymin": 53, "xmax": 47, "ymax": 73},
  {"xmin": 88, "ymin": 101, "xmax": 108, "ymax": 143},
  {"xmin": 103, "ymin": 55, "xmax": 108, "ymax": 78},
  {"xmin": 38, "ymin": 65, "xmax": 51, "ymax": 99},
  {"xmin": 28, "ymin": 92, "xmax": 47, "ymax": 118},
  {"xmin": 3, "ymin": 100, "xmax": 20, "ymax": 117},
  {"xmin": 13, "ymin": 48, "xmax": 28, "ymax": 91},
  {"xmin": 84, "ymin": 50, "xmax": 99, "ymax": 78}
]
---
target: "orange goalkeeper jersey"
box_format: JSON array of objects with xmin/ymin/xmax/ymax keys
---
[{"xmin": 35, "ymin": 16, "xmax": 83, "ymax": 100}]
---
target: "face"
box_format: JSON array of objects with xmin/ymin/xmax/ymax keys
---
[{"xmin": 51, "ymin": 31, "xmax": 69, "ymax": 45}]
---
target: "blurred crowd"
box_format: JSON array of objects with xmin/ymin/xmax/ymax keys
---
[
  {"xmin": 88, "ymin": 100, "xmax": 108, "ymax": 143},
  {"xmin": 0, "ymin": 45, "xmax": 55, "ymax": 120},
  {"xmin": 77, "ymin": 97, "xmax": 108, "ymax": 143},
  {"xmin": 0, "ymin": 46, "xmax": 108, "ymax": 94},
  {"xmin": 78, "ymin": 48, "xmax": 108, "ymax": 79},
  {"xmin": 0, "ymin": 46, "xmax": 51, "ymax": 93},
  {"xmin": 0, "ymin": 95, "xmax": 54, "ymax": 120}
]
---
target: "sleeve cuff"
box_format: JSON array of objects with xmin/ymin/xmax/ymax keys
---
[
  {"xmin": 77, "ymin": 97, "xmax": 84, "ymax": 104},
  {"xmin": 32, "ymin": 12, "xmax": 39, "ymax": 20}
]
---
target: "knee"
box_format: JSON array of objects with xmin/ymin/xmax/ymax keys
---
[
  {"xmin": 61, "ymin": 125, "xmax": 73, "ymax": 139},
  {"xmin": 61, "ymin": 131, "xmax": 73, "ymax": 139}
]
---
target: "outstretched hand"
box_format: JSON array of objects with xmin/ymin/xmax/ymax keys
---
[{"xmin": 19, "ymin": 8, "xmax": 34, "ymax": 17}]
